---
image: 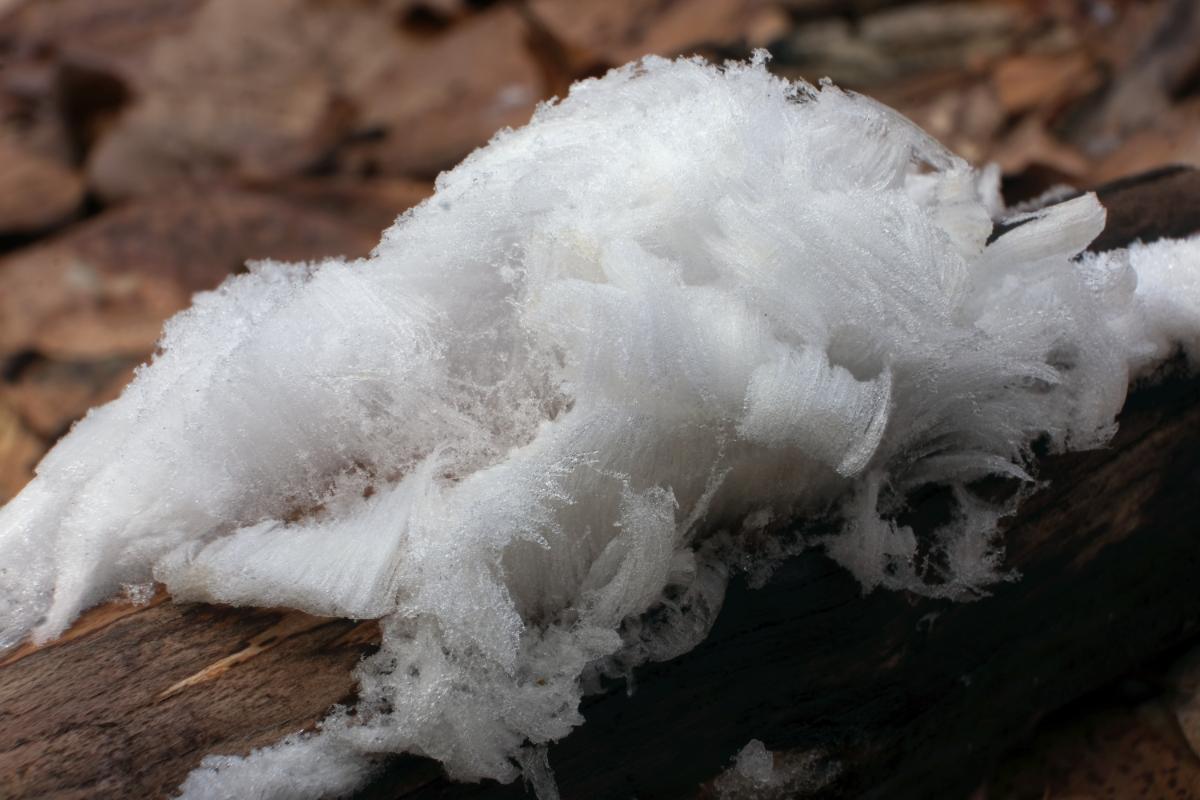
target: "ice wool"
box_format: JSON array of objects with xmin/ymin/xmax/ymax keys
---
[{"xmin": 2, "ymin": 54, "xmax": 1199, "ymax": 798}]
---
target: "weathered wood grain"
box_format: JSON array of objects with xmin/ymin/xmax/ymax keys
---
[{"xmin": 0, "ymin": 600, "xmax": 378, "ymax": 798}]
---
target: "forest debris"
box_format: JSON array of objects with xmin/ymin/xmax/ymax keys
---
[
  {"xmin": 86, "ymin": 0, "xmax": 540, "ymax": 196},
  {"xmin": 859, "ymin": 2, "xmax": 1017, "ymax": 51},
  {"xmin": 0, "ymin": 138, "xmax": 82, "ymax": 234},
  {"xmin": 988, "ymin": 698, "xmax": 1200, "ymax": 799},
  {"xmin": 85, "ymin": 0, "xmax": 354, "ymax": 200},
  {"xmin": 1093, "ymin": 98, "xmax": 1200, "ymax": 184},
  {"xmin": 992, "ymin": 51, "xmax": 1100, "ymax": 115},
  {"xmin": 0, "ymin": 185, "xmax": 413, "ymax": 361},
  {"xmin": 0, "ymin": 0, "xmax": 206, "ymax": 77},
  {"xmin": 0, "ymin": 400, "xmax": 40, "ymax": 504},
  {"xmin": 527, "ymin": 0, "xmax": 780, "ymax": 74},
  {"xmin": 1063, "ymin": 0, "xmax": 1200, "ymax": 157},
  {"xmin": 2, "ymin": 359, "xmax": 135, "ymax": 438},
  {"xmin": 989, "ymin": 116, "xmax": 1091, "ymax": 183},
  {"xmin": 342, "ymin": 4, "xmax": 542, "ymax": 178}
]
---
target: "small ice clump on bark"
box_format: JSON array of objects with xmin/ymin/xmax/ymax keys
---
[
  {"xmin": 713, "ymin": 739, "xmax": 842, "ymax": 798},
  {"xmin": 733, "ymin": 739, "xmax": 775, "ymax": 784},
  {"xmin": 2, "ymin": 53, "xmax": 1200, "ymax": 799}
]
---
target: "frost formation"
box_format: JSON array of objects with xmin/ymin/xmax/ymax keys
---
[
  {"xmin": 2, "ymin": 54, "xmax": 1199, "ymax": 798},
  {"xmin": 713, "ymin": 739, "xmax": 842, "ymax": 799}
]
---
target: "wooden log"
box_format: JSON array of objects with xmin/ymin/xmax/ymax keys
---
[{"xmin": 1, "ymin": 167, "xmax": 1199, "ymax": 800}]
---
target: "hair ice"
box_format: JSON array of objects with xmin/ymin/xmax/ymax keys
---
[{"xmin": 2, "ymin": 54, "xmax": 1199, "ymax": 798}]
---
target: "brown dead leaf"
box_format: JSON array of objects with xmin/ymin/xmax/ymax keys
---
[
  {"xmin": 527, "ymin": 0, "xmax": 779, "ymax": 75},
  {"xmin": 0, "ymin": 182, "xmax": 425, "ymax": 361},
  {"xmin": 0, "ymin": 0, "xmax": 207, "ymax": 177},
  {"xmin": 0, "ymin": 0, "xmax": 205, "ymax": 168},
  {"xmin": 859, "ymin": 2, "xmax": 1018, "ymax": 52},
  {"xmin": 0, "ymin": 137, "xmax": 83, "ymax": 234},
  {"xmin": 1093, "ymin": 99, "xmax": 1200, "ymax": 185},
  {"xmin": 0, "ymin": 398, "xmax": 42, "ymax": 503},
  {"xmin": 86, "ymin": 0, "xmax": 353, "ymax": 200},
  {"xmin": 0, "ymin": 240, "xmax": 185, "ymax": 361},
  {"xmin": 85, "ymin": 0, "xmax": 542, "ymax": 196},
  {"xmin": 342, "ymin": 4, "xmax": 543, "ymax": 178},
  {"xmin": 1064, "ymin": 0, "xmax": 1200, "ymax": 157},
  {"xmin": 775, "ymin": 1, "xmax": 1022, "ymax": 89},
  {"xmin": 0, "ymin": 54, "xmax": 77, "ymax": 171},
  {"xmin": 993, "ymin": 51, "xmax": 1100, "ymax": 116},
  {"xmin": 989, "ymin": 698, "xmax": 1200, "ymax": 800},
  {"xmin": 0, "ymin": 0, "xmax": 206, "ymax": 77},
  {"xmin": 2, "ymin": 359, "xmax": 136, "ymax": 438},
  {"xmin": 990, "ymin": 116, "xmax": 1090, "ymax": 181}
]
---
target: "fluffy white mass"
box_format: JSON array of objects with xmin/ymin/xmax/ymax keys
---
[{"xmin": 2, "ymin": 54, "xmax": 1199, "ymax": 799}]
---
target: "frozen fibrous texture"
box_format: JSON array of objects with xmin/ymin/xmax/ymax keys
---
[
  {"xmin": 2, "ymin": 53, "xmax": 1200, "ymax": 798},
  {"xmin": 713, "ymin": 739, "xmax": 842, "ymax": 799}
]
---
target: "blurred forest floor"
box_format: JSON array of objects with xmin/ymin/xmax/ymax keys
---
[{"xmin": 0, "ymin": 1, "xmax": 1198, "ymax": 798}]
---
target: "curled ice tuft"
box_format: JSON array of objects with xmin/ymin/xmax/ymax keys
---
[{"xmin": 2, "ymin": 53, "xmax": 1199, "ymax": 798}]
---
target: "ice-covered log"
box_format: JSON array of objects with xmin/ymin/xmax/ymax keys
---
[{"xmin": 0, "ymin": 166, "xmax": 1198, "ymax": 799}]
